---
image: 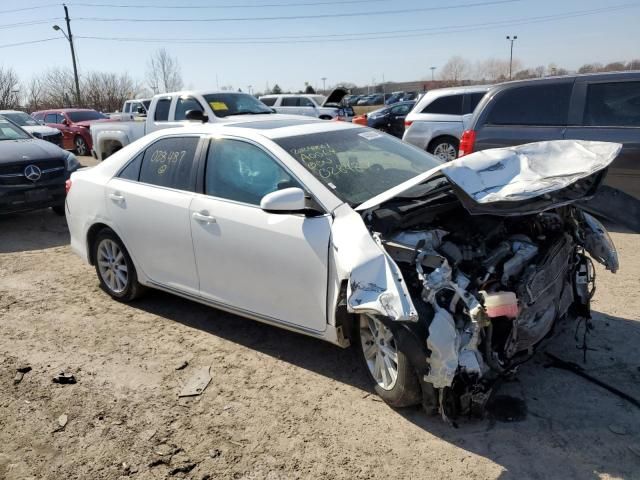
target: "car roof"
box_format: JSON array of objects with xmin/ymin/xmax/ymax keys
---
[
  {"xmin": 144, "ymin": 117, "xmax": 360, "ymax": 142},
  {"xmin": 153, "ymin": 90, "xmax": 250, "ymax": 99},
  {"xmin": 489, "ymin": 70, "xmax": 640, "ymax": 91},
  {"xmin": 0, "ymin": 110, "xmax": 23, "ymax": 114},
  {"xmin": 34, "ymin": 108, "xmax": 97, "ymax": 113}
]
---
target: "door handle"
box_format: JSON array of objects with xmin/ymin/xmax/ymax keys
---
[
  {"xmin": 192, "ymin": 211, "xmax": 216, "ymax": 224},
  {"xmin": 109, "ymin": 192, "xmax": 125, "ymax": 203}
]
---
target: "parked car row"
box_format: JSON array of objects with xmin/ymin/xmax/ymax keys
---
[
  {"xmin": 259, "ymin": 88, "xmax": 354, "ymax": 120},
  {"xmin": 352, "ymin": 100, "xmax": 416, "ymax": 138}
]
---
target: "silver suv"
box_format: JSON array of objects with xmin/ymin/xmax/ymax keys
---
[{"xmin": 402, "ymin": 85, "xmax": 489, "ymax": 160}]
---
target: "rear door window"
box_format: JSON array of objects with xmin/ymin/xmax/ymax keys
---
[
  {"xmin": 281, "ymin": 97, "xmax": 299, "ymax": 107},
  {"xmin": 487, "ymin": 83, "xmax": 572, "ymax": 126},
  {"xmin": 138, "ymin": 137, "xmax": 199, "ymax": 191},
  {"xmin": 174, "ymin": 96, "xmax": 205, "ymax": 121},
  {"xmin": 422, "ymin": 94, "xmax": 463, "ymax": 115},
  {"xmin": 154, "ymin": 98, "xmax": 172, "ymax": 121},
  {"xmin": 584, "ymin": 81, "xmax": 640, "ymax": 127}
]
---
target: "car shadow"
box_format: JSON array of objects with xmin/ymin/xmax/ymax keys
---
[
  {"xmin": 0, "ymin": 209, "xmax": 70, "ymax": 253},
  {"xmin": 130, "ymin": 291, "xmax": 640, "ymax": 479}
]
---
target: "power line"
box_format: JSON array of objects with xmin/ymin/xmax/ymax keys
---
[
  {"xmin": 0, "ymin": 19, "xmax": 61, "ymax": 31},
  {"xmin": 70, "ymin": 0, "xmax": 386, "ymax": 8},
  {"xmin": 74, "ymin": 0, "xmax": 522, "ymax": 23},
  {"xmin": 74, "ymin": 4, "xmax": 640, "ymax": 45},
  {"xmin": 0, "ymin": 5, "xmax": 56, "ymax": 14},
  {"xmin": 0, "ymin": 37, "xmax": 62, "ymax": 49}
]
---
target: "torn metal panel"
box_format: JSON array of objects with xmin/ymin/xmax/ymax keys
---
[{"xmin": 331, "ymin": 204, "xmax": 418, "ymax": 322}]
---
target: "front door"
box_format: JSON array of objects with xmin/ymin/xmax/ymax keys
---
[
  {"xmin": 190, "ymin": 137, "xmax": 332, "ymax": 332},
  {"xmin": 106, "ymin": 135, "xmax": 202, "ymax": 294},
  {"xmin": 45, "ymin": 113, "xmax": 73, "ymax": 149}
]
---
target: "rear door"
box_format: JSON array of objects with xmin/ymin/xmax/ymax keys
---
[
  {"xmin": 189, "ymin": 136, "xmax": 331, "ymax": 332},
  {"xmin": 565, "ymin": 78, "xmax": 640, "ymax": 200},
  {"xmin": 278, "ymin": 97, "xmax": 303, "ymax": 116},
  {"xmin": 106, "ymin": 135, "xmax": 203, "ymax": 295},
  {"xmin": 473, "ymin": 80, "xmax": 574, "ymax": 150}
]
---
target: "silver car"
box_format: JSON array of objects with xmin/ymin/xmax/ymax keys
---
[{"xmin": 402, "ymin": 85, "xmax": 489, "ymax": 161}]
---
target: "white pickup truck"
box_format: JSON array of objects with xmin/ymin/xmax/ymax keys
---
[
  {"xmin": 108, "ymin": 99, "xmax": 151, "ymax": 121},
  {"xmin": 91, "ymin": 90, "xmax": 297, "ymax": 160}
]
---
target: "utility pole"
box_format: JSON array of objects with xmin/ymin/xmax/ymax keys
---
[
  {"xmin": 430, "ymin": 66, "xmax": 436, "ymax": 81},
  {"xmin": 506, "ymin": 35, "xmax": 518, "ymax": 80},
  {"xmin": 53, "ymin": 4, "xmax": 81, "ymax": 106}
]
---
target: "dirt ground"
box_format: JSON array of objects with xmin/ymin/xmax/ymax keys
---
[{"xmin": 1, "ymin": 159, "xmax": 639, "ymax": 479}]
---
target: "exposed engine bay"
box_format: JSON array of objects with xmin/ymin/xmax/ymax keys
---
[{"xmin": 365, "ymin": 199, "xmax": 618, "ymax": 420}]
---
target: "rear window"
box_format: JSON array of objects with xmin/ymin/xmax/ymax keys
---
[
  {"xmin": 139, "ymin": 136, "xmax": 199, "ymax": 191},
  {"xmin": 421, "ymin": 94, "xmax": 463, "ymax": 115},
  {"xmin": 584, "ymin": 81, "xmax": 640, "ymax": 127},
  {"xmin": 154, "ymin": 98, "xmax": 172, "ymax": 121},
  {"xmin": 67, "ymin": 111, "xmax": 107, "ymax": 122},
  {"xmin": 260, "ymin": 97, "xmax": 276, "ymax": 106},
  {"xmin": 487, "ymin": 83, "xmax": 572, "ymax": 126}
]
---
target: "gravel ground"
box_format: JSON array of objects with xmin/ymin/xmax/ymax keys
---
[{"xmin": 1, "ymin": 160, "xmax": 639, "ymax": 479}]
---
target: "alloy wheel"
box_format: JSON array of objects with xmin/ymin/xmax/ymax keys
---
[
  {"xmin": 97, "ymin": 239, "xmax": 129, "ymax": 293},
  {"xmin": 359, "ymin": 315, "xmax": 399, "ymax": 391},
  {"xmin": 432, "ymin": 142, "xmax": 458, "ymax": 161},
  {"xmin": 75, "ymin": 137, "xmax": 88, "ymax": 156}
]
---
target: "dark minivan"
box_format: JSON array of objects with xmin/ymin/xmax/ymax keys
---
[{"xmin": 459, "ymin": 72, "xmax": 640, "ymax": 207}]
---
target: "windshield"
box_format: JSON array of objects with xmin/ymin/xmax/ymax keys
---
[
  {"xmin": 0, "ymin": 118, "xmax": 31, "ymax": 140},
  {"xmin": 274, "ymin": 128, "xmax": 442, "ymax": 205},
  {"xmin": 3, "ymin": 112, "xmax": 39, "ymax": 127},
  {"xmin": 67, "ymin": 110, "xmax": 108, "ymax": 122},
  {"xmin": 203, "ymin": 93, "xmax": 273, "ymax": 118}
]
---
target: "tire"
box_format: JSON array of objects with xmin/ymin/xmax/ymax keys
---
[
  {"xmin": 428, "ymin": 137, "xmax": 459, "ymax": 162},
  {"xmin": 357, "ymin": 314, "xmax": 421, "ymax": 408},
  {"xmin": 92, "ymin": 229, "xmax": 144, "ymax": 302},
  {"xmin": 74, "ymin": 136, "xmax": 89, "ymax": 156},
  {"xmin": 52, "ymin": 205, "xmax": 65, "ymax": 216}
]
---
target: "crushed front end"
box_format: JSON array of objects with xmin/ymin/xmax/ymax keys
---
[{"xmin": 351, "ymin": 141, "xmax": 621, "ymax": 420}]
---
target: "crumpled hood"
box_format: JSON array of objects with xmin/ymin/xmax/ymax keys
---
[{"xmin": 356, "ymin": 140, "xmax": 621, "ymax": 213}]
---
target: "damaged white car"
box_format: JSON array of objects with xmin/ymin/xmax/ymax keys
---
[{"xmin": 65, "ymin": 119, "xmax": 620, "ymax": 419}]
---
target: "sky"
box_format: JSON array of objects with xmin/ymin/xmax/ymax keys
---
[{"xmin": 1, "ymin": 0, "xmax": 639, "ymax": 94}]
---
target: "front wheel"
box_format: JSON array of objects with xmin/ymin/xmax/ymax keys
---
[
  {"xmin": 357, "ymin": 314, "xmax": 421, "ymax": 407},
  {"xmin": 92, "ymin": 229, "xmax": 144, "ymax": 302},
  {"xmin": 74, "ymin": 136, "xmax": 89, "ymax": 156}
]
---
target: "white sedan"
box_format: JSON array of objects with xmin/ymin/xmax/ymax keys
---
[{"xmin": 66, "ymin": 119, "xmax": 620, "ymax": 419}]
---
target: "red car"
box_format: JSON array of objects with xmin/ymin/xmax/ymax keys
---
[{"xmin": 31, "ymin": 109, "xmax": 110, "ymax": 156}]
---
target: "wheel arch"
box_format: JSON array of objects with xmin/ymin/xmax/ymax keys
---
[{"xmin": 427, "ymin": 134, "xmax": 460, "ymax": 153}]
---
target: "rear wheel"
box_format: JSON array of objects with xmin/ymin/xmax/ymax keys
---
[
  {"xmin": 428, "ymin": 137, "xmax": 459, "ymax": 161},
  {"xmin": 357, "ymin": 314, "xmax": 421, "ymax": 407},
  {"xmin": 92, "ymin": 229, "xmax": 144, "ymax": 302},
  {"xmin": 74, "ymin": 136, "xmax": 89, "ymax": 156}
]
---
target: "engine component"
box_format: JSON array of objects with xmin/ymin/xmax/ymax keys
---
[{"xmin": 502, "ymin": 238, "xmax": 539, "ymax": 285}]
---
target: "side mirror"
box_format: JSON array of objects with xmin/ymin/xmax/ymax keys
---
[
  {"xmin": 260, "ymin": 187, "xmax": 307, "ymax": 213},
  {"xmin": 61, "ymin": 118, "xmax": 68, "ymax": 126},
  {"xmin": 136, "ymin": 106, "xmax": 146, "ymax": 115},
  {"xmin": 185, "ymin": 109, "xmax": 208, "ymax": 123}
]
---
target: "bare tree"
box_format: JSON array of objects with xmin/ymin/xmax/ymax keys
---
[
  {"xmin": 475, "ymin": 58, "xmax": 522, "ymax": 82},
  {"xmin": 603, "ymin": 61, "xmax": 626, "ymax": 72},
  {"xmin": 146, "ymin": 48, "xmax": 183, "ymax": 93},
  {"xmin": 627, "ymin": 59, "xmax": 640, "ymax": 70},
  {"xmin": 439, "ymin": 56, "xmax": 472, "ymax": 85},
  {"xmin": 24, "ymin": 77, "xmax": 45, "ymax": 112},
  {"xmin": 82, "ymin": 71, "xmax": 141, "ymax": 112},
  {"xmin": 0, "ymin": 66, "xmax": 20, "ymax": 109}
]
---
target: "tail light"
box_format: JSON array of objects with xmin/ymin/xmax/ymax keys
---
[
  {"xmin": 458, "ymin": 130, "xmax": 476, "ymax": 157},
  {"xmin": 404, "ymin": 120, "xmax": 413, "ymax": 127},
  {"xmin": 65, "ymin": 179, "xmax": 72, "ymax": 195}
]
